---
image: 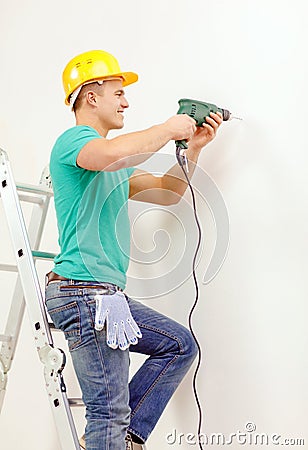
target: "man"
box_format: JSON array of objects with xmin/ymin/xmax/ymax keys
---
[{"xmin": 45, "ymin": 50, "xmax": 222, "ymax": 450}]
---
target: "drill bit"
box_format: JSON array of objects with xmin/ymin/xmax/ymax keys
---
[
  {"xmin": 229, "ymin": 113, "xmax": 243, "ymax": 121},
  {"xmin": 220, "ymin": 108, "xmax": 243, "ymax": 121}
]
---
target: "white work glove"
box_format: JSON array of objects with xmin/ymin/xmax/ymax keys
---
[{"xmin": 94, "ymin": 291, "xmax": 142, "ymax": 350}]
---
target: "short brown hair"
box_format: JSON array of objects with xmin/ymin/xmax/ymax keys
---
[{"xmin": 72, "ymin": 81, "xmax": 105, "ymax": 113}]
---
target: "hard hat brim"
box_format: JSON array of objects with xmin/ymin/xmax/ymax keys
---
[
  {"xmin": 65, "ymin": 71, "xmax": 138, "ymax": 105},
  {"xmin": 116, "ymin": 71, "xmax": 138, "ymax": 87}
]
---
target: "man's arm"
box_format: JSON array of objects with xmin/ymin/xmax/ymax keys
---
[
  {"xmin": 129, "ymin": 112, "xmax": 223, "ymax": 205},
  {"xmin": 76, "ymin": 114, "xmax": 196, "ymax": 171}
]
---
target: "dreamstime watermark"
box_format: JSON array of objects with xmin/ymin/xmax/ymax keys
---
[
  {"xmin": 166, "ymin": 422, "xmax": 305, "ymax": 446},
  {"xmin": 76, "ymin": 152, "xmax": 230, "ymax": 299}
]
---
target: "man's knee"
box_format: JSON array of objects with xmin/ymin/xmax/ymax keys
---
[{"xmin": 178, "ymin": 327, "xmax": 199, "ymax": 363}]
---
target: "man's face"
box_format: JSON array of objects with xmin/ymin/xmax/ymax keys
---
[{"xmin": 96, "ymin": 79, "xmax": 129, "ymax": 130}]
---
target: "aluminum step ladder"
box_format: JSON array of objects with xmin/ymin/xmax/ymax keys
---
[{"xmin": 0, "ymin": 148, "xmax": 83, "ymax": 449}]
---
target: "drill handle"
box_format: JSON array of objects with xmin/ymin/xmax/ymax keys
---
[{"xmin": 175, "ymin": 139, "xmax": 188, "ymax": 150}]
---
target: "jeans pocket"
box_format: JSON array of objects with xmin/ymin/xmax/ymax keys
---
[{"xmin": 47, "ymin": 300, "xmax": 81, "ymax": 351}]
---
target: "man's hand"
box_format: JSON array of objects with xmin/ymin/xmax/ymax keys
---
[
  {"xmin": 188, "ymin": 112, "xmax": 223, "ymax": 152},
  {"xmin": 76, "ymin": 113, "xmax": 197, "ymax": 172},
  {"xmin": 163, "ymin": 114, "xmax": 197, "ymax": 141}
]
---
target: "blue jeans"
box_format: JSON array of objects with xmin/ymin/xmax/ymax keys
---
[{"xmin": 45, "ymin": 280, "xmax": 198, "ymax": 450}]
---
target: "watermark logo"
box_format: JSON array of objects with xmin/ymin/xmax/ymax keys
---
[
  {"xmin": 76, "ymin": 152, "xmax": 230, "ymax": 299},
  {"xmin": 166, "ymin": 422, "xmax": 305, "ymax": 446}
]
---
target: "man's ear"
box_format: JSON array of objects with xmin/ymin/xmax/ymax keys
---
[{"xmin": 86, "ymin": 91, "xmax": 97, "ymax": 107}]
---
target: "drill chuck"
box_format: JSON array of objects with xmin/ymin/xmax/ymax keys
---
[{"xmin": 219, "ymin": 108, "xmax": 232, "ymax": 121}]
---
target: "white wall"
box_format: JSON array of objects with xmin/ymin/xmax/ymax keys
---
[{"xmin": 1, "ymin": 0, "xmax": 307, "ymax": 449}]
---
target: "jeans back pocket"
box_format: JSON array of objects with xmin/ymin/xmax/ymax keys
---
[{"xmin": 47, "ymin": 300, "xmax": 81, "ymax": 351}]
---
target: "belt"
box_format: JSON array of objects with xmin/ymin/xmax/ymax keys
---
[{"xmin": 45, "ymin": 271, "xmax": 123, "ymax": 291}]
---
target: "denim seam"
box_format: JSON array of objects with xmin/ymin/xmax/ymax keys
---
[
  {"xmin": 86, "ymin": 299, "xmax": 96, "ymax": 328},
  {"xmin": 90, "ymin": 310, "xmax": 113, "ymax": 450},
  {"xmin": 136, "ymin": 322, "xmax": 185, "ymax": 354},
  {"xmin": 126, "ymin": 427, "xmax": 145, "ymax": 445},
  {"xmin": 129, "ymin": 353, "xmax": 179, "ymax": 421},
  {"xmin": 46, "ymin": 291, "xmax": 81, "ymax": 299},
  {"xmin": 47, "ymin": 301, "xmax": 78, "ymax": 315}
]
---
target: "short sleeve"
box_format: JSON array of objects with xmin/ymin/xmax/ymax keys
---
[
  {"xmin": 51, "ymin": 126, "xmax": 101, "ymax": 168},
  {"xmin": 126, "ymin": 167, "xmax": 136, "ymax": 178}
]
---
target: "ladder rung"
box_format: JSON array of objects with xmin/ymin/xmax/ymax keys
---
[
  {"xmin": 0, "ymin": 263, "xmax": 18, "ymax": 272},
  {"xmin": 16, "ymin": 182, "xmax": 53, "ymax": 197},
  {"xmin": 18, "ymin": 194, "xmax": 45, "ymax": 205},
  {"xmin": 68, "ymin": 398, "xmax": 84, "ymax": 407},
  {"xmin": 0, "ymin": 334, "xmax": 12, "ymax": 342},
  {"xmin": 48, "ymin": 322, "xmax": 62, "ymax": 332},
  {"xmin": 32, "ymin": 251, "xmax": 56, "ymax": 260}
]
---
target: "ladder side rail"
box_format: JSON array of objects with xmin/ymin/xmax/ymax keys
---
[
  {"xmin": 0, "ymin": 186, "xmax": 53, "ymax": 391},
  {"xmin": 0, "ymin": 150, "xmax": 53, "ymax": 348},
  {"xmin": 25, "ymin": 168, "xmax": 55, "ymax": 347},
  {"xmin": 0, "ymin": 150, "xmax": 80, "ymax": 449},
  {"xmin": 0, "ymin": 278, "xmax": 25, "ymax": 412},
  {"xmin": 51, "ymin": 372, "xmax": 81, "ymax": 449},
  {"xmin": 42, "ymin": 355, "xmax": 81, "ymax": 449},
  {"xmin": 0, "ymin": 151, "xmax": 29, "ymax": 412}
]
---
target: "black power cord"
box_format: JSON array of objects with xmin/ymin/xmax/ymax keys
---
[{"xmin": 176, "ymin": 147, "xmax": 204, "ymax": 450}]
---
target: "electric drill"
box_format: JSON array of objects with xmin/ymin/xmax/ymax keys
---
[{"xmin": 175, "ymin": 98, "xmax": 241, "ymax": 150}]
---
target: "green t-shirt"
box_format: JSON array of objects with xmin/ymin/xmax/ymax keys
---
[{"xmin": 50, "ymin": 125, "xmax": 135, "ymax": 290}]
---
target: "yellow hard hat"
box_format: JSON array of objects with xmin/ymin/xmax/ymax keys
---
[{"xmin": 62, "ymin": 50, "xmax": 138, "ymax": 105}]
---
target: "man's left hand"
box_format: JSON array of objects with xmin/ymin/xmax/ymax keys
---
[{"xmin": 188, "ymin": 112, "xmax": 223, "ymax": 152}]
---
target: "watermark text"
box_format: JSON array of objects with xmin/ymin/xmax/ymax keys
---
[{"xmin": 166, "ymin": 422, "xmax": 305, "ymax": 446}]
